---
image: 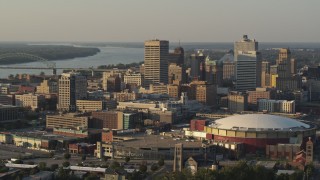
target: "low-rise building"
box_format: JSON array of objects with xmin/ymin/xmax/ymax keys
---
[
  {"xmin": 258, "ymin": 99, "xmax": 295, "ymax": 114},
  {"xmin": 46, "ymin": 113, "xmax": 89, "ymax": 129},
  {"xmin": 0, "ymin": 105, "xmax": 24, "ymax": 122},
  {"xmin": 15, "ymin": 93, "xmax": 45, "ymax": 110},
  {"xmin": 76, "ymin": 100, "xmax": 105, "ymax": 112}
]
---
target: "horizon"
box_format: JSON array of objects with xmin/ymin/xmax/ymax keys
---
[{"xmin": 1, "ymin": 1, "xmax": 319, "ymax": 42}]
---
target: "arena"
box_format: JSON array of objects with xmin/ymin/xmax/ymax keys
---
[{"xmin": 204, "ymin": 114, "xmax": 317, "ymax": 153}]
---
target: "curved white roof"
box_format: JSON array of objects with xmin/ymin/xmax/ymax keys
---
[{"xmin": 211, "ymin": 114, "xmax": 310, "ymax": 130}]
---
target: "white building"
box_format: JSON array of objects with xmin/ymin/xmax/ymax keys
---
[
  {"xmin": 258, "ymin": 99, "xmax": 295, "ymax": 114},
  {"xmin": 15, "ymin": 93, "xmax": 45, "ymax": 110},
  {"xmin": 124, "ymin": 72, "xmax": 143, "ymax": 86}
]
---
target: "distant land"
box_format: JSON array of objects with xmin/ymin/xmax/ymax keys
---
[{"xmin": 0, "ymin": 44, "xmax": 100, "ymax": 65}]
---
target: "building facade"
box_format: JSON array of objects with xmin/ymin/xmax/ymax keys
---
[
  {"xmin": 144, "ymin": 39, "xmax": 169, "ymax": 87},
  {"xmin": 58, "ymin": 72, "xmax": 87, "ymax": 112}
]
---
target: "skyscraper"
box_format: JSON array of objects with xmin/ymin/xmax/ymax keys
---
[
  {"xmin": 277, "ymin": 48, "xmax": 291, "ymax": 78},
  {"xmin": 144, "ymin": 39, "xmax": 169, "ymax": 87},
  {"xmin": 190, "ymin": 50, "xmax": 206, "ymax": 81},
  {"xmin": 234, "ymin": 35, "xmax": 261, "ymax": 91},
  {"xmin": 58, "ymin": 72, "xmax": 87, "ymax": 112}
]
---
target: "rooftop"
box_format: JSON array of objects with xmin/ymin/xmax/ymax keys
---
[{"xmin": 209, "ymin": 114, "xmax": 311, "ymax": 131}]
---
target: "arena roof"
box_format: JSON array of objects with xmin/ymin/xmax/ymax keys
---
[{"xmin": 210, "ymin": 114, "xmax": 310, "ymax": 131}]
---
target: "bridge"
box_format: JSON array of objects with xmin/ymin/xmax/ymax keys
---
[
  {"xmin": 0, "ymin": 53, "xmax": 127, "ymax": 76},
  {"xmin": 0, "ymin": 53, "xmax": 57, "ymax": 75}
]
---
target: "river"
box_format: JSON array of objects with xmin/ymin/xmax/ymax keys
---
[{"xmin": 0, "ymin": 45, "xmax": 144, "ymax": 78}]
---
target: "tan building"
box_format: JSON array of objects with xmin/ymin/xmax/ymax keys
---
[
  {"xmin": 124, "ymin": 72, "xmax": 143, "ymax": 86},
  {"xmin": 114, "ymin": 92, "xmax": 140, "ymax": 102},
  {"xmin": 277, "ymin": 48, "xmax": 291, "ymax": 78},
  {"xmin": 222, "ymin": 61, "xmax": 235, "ymax": 80},
  {"xmin": 46, "ymin": 113, "xmax": 89, "ymax": 129},
  {"xmin": 167, "ymin": 84, "xmax": 180, "ymax": 98},
  {"xmin": 58, "ymin": 72, "xmax": 87, "ymax": 112},
  {"xmin": 76, "ymin": 100, "xmax": 105, "ymax": 112},
  {"xmin": 149, "ymin": 83, "xmax": 168, "ymax": 94},
  {"xmin": 91, "ymin": 111, "xmax": 123, "ymax": 129},
  {"xmin": 247, "ymin": 88, "xmax": 272, "ymax": 109},
  {"xmin": 190, "ymin": 81, "xmax": 216, "ymax": 106},
  {"xmin": 168, "ymin": 63, "xmax": 185, "ymax": 84},
  {"xmin": 144, "ymin": 39, "xmax": 169, "ymax": 87},
  {"xmin": 36, "ymin": 79, "xmax": 58, "ymax": 94},
  {"xmin": 102, "ymin": 70, "xmax": 122, "ymax": 91},
  {"xmin": 228, "ymin": 91, "xmax": 247, "ymax": 113},
  {"xmin": 15, "ymin": 93, "xmax": 45, "ymax": 110}
]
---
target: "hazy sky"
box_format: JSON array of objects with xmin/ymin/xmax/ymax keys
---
[{"xmin": 0, "ymin": 0, "xmax": 319, "ymax": 42}]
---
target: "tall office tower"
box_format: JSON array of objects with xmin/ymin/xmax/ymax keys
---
[
  {"xmin": 234, "ymin": 35, "xmax": 261, "ymax": 91},
  {"xmin": 169, "ymin": 46, "xmax": 184, "ymax": 66},
  {"xmin": 261, "ymin": 61, "xmax": 270, "ymax": 87},
  {"xmin": 144, "ymin": 39, "xmax": 169, "ymax": 87},
  {"xmin": 190, "ymin": 50, "xmax": 206, "ymax": 81},
  {"xmin": 277, "ymin": 48, "xmax": 291, "ymax": 78},
  {"xmin": 58, "ymin": 72, "xmax": 87, "ymax": 112},
  {"xmin": 290, "ymin": 58, "xmax": 297, "ymax": 75},
  {"xmin": 173, "ymin": 143, "xmax": 183, "ymax": 172},
  {"xmin": 234, "ymin": 35, "xmax": 258, "ymax": 58}
]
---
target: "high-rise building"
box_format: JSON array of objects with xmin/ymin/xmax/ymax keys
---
[
  {"xmin": 276, "ymin": 48, "xmax": 301, "ymax": 91},
  {"xmin": 234, "ymin": 35, "xmax": 258, "ymax": 58},
  {"xmin": 190, "ymin": 51, "xmax": 206, "ymax": 81},
  {"xmin": 144, "ymin": 39, "xmax": 169, "ymax": 87},
  {"xmin": 234, "ymin": 35, "xmax": 261, "ymax": 91},
  {"xmin": 58, "ymin": 72, "xmax": 87, "ymax": 112},
  {"xmin": 169, "ymin": 46, "xmax": 184, "ymax": 66},
  {"xmin": 277, "ymin": 48, "xmax": 291, "ymax": 78},
  {"xmin": 261, "ymin": 61, "xmax": 270, "ymax": 87},
  {"xmin": 168, "ymin": 63, "xmax": 185, "ymax": 84}
]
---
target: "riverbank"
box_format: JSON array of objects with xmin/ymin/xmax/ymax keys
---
[{"xmin": 0, "ymin": 44, "xmax": 100, "ymax": 65}]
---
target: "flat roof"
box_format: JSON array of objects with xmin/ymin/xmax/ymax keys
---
[{"xmin": 114, "ymin": 134, "xmax": 203, "ymax": 149}]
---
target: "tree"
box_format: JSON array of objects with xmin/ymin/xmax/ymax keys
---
[
  {"xmin": 64, "ymin": 153, "xmax": 71, "ymax": 160},
  {"xmin": 102, "ymin": 156, "xmax": 109, "ymax": 162},
  {"xmin": 40, "ymin": 72, "xmax": 45, "ymax": 76},
  {"xmin": 49, "ymin": 151, "xmax": 54, "ymax": 158},
  {"xmin": 111, "ymin": 161, "xmax": 120, "ymax": 169},
  {"xmin": 8, "ymin": 74, "xmax": 14, "ymax": 79},
  {"xmin": 158, "ymin": 158, "xmax": 164, "ymax": 166},
  {"xmin": 51, "ymin": 164, "xmax": 59, "ymax": 171},
  {"xmin": 151, "ymin": 164, "xmax": 158, "ymax": 171},
  {"xmin": 13, "ymin": 159, "xmax": 23, "ymax": 164},
  {"xmin": 62, "ymin": 161, "xmax": 70, "ymax": 167},
  {"xmin": 0, "ymin": 166, "xmax": 9, "ymax": 173},
  {"xmin": 82, "ymin": 154, "xmax": 86, "ymax": 161},
  {"xmin": 139, "ymin": 164, "xmax": 147, "ymax": 173},
  {"xmin": 125, "ymin": 156, "xmax": 130, "ymax": 163},
  {"xmin": 38, "ymin": 162, "xmax": 47, "ymax": 171}
]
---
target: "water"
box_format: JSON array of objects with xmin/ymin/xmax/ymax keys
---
[
  {"xmin": 1, "ymin": 42, "xmax": 320, "ymax": 78},
  {"xmin": 0, "ymin": 45, "xmax": 144, "ymax": 78}
]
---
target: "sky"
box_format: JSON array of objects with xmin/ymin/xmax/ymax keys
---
[{"xmin": 0, "ymin": 0, "xmax": 319, "ymax": 42}]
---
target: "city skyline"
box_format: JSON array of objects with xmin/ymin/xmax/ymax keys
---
[{"xmin": 0, "ymin": 0, "xmax": 319, "ymax": 42}]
